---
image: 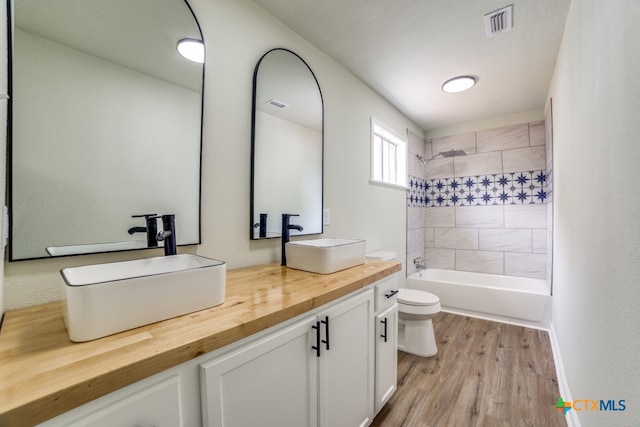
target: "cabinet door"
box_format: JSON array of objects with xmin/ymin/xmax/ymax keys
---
[
  {"xmin": 39, "ymin": 375, "xmax": 183, "ymax": 427},
  {"xmin": 200, "ymin": 316, "xmax": 318, "ymax": 427},
  {"xmin": 318, "ymin": 289, "xmax": 374, "ymax": 427},
  {"xmin": 375, "ymin": 303, "xmax": 398, "ymax": 413}
]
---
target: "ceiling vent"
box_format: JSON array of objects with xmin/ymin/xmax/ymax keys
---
[
  {"xmin": 484, "ymin": 5, "xmax": 513, "ymax": 37},
  {"xmin": 265, "ymin": 99, "xmax": 288, "ymax": 109}
]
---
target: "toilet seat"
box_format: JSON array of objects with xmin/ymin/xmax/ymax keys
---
[{"xmin": 397, "ymin": 288, "xmax": 439, "ymax": 306}]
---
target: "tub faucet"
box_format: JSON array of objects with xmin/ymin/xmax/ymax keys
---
[
  {"xmin": 152, "ymin": 214, "xmax": 177, "ymax": 256},
  {"xmin": 129, "ymin": 214, "xmax": 159, "ymax": 248},
  {"xmin": 414, "ymin": 257, "xmax": 427, "ymax": 271},
  {"xmin": 281, "ymin": 213, "xmax": 303, "ymax": 266}
]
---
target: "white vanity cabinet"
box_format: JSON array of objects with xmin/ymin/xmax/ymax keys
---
[
  {"xmin": 373, "ymin": 276, "xmax": 399, "ymax": 414},
  {"xmin": 200, "ymin": 316, "xmax": 319, "ymax": 427},
  {"xmin": 32, "ymin": 274, "xmax": 398, "ymax": 427},
  {"xmin": 317, "ymin": 288, "xmax": 375, "ymax": 427},
  {"xmin": 375, "ymin": 303, "xmax": 398, "ymax": 413},
  {"xmin": 37, "ymin": 372, "xmax": 195, "ymax": 427},
  {"xmin": 200, "ymin": 288, "xmax": 375, "ymax": 427}
]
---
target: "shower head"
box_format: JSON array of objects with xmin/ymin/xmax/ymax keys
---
[
  {"xmin": 437, "ymin": 149, "xmax": 467, "ymax": 158},
  {"xmin": 419, "ymin": 149, "xmax": 468, "ymax": 164}
]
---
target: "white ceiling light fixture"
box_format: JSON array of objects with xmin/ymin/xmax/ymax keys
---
[
  {"xmin": 441, "ymin": 76, "xmax": 477, "ymax": 93},
  {"xmin": 177, "ymin": 38, "xmax": 205, "ymax": 63}
]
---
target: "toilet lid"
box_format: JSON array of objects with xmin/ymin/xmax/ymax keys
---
[{"xmin": 397, "ymin": 288, "xmax": 440, "ymax": 306}]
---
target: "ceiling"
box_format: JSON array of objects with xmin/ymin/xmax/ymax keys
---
[
  {"xmin": 15, "ymin": 0, "xmax": 203, "ymax": 92},
  {"xmin": 250, "ymin": 0, "xmax": 572, "ymax": 132}
]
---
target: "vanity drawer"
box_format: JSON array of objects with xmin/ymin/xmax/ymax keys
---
[{"xmin": 375, "ymin": 276, "xmax": 398, "ymax": 311}]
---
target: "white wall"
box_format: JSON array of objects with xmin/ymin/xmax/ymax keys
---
[
  {"xmin": 2, "ymin": 0, "xmax": 418, "ymax": 309},
  {"xmin": 549, "ymin": 0, "xmax": 640, "ymax": 425},
  {"xmin": 0, "ymin": 1, "xmax": 8, "ymax": 322},
  {"xmin": 253, "ymin": 111, "xmax": 322, "ymax": 237}
]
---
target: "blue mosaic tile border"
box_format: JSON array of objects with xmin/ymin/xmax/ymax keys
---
[{"xmin": 408, "ymin": 170, "xmax": 552, "ymax": 207}]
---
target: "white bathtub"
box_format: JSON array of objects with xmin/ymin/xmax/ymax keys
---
[{"xmin": 406, "ymin": 269, "xmax": 551, "ymax": 329}]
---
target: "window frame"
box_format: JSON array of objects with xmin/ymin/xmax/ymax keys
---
[{"xmin": 370, "ymin": 117, "xmax": 407, "ymax": 190}]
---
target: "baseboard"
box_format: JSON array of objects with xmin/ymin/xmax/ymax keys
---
[{"xmin": 549, "ymin": 323, "xmax": 580, "ymax": 427}]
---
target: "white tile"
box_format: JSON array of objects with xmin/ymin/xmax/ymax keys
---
[
  {"xmin": 407, "ymin": 206, "xmax": 425, "ymax": 230},
  {"xmin": 529, "ymin": 121, "xmax": 545, "ymax": 147},
  {"xmin": 456, "ymin": 206, "xmax": 503, "ymax": 228},
  {"xmin": 454, "ymin": 152, "xmax": 503, "ymax": 177},
  {"xmin": 479, "ymin": 229, "xmax": 532, "ymax": 252},
  {"xmin": 503, "ymin": 146, "xmax": 546, "ymax": 173},
  {"xmin": 425, "ymin": 248, "xmax": 455, "ymax": 270},
  {"xmin": 407, "ymin": 249, "xmax": 424, "ymax": 275},
  {"xmin": 425, "ymin": 207, "xmax": 455, "ymax": 228},
  {"xmin": 425, "ymin": 227, "xmax": 435, "ymax": 247},
  {"xmin": 407, "ymin": 228, "xmax": 425, "ymax": 253},
  {"xmin": 477, "ymin": 123, "xmax": 529, "ymax": 153},
  {"xmin": 434, "ymin": 228, "xmax": 478, "ymax": 250},
  {"xmin": 432, "ymin": 132, "xmax": 477, "ymax": 156},
  {"xmin": 545, "ymin": 111, "xmax": 553, "ymax": 170},
  {"xmin": 504, "ymin": 205, "xmax": 546, "ymax": 229},
  {"xmin": 426, "ymin": 158, "xmax": 453, "ymax": 179},
  {"xmin": 413, "ymin": 156, "xmax": 424, "ymax": 179},
  {"xmin": 407, "ymin": 130, "xmax": 424, "ymax": 155},
  {"xmin": 532, "ymin": 229, "xmax": 547, "ymax": 254},
  {"xmin": 505, "ymin": 253, "xmax": 546, "ymax": 279},
  {"xmin": 425, "ymin": 140, "xmax": 433, "ymax": 160},
  {"xmin": 408, "ymin": 155, "xmax": 423, "ymax": 179},
  {"xmin": 456, "ymin": 250, "xmax": 504, "ymax": 274}
]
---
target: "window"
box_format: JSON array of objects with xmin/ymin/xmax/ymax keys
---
[{"xmin": 370, "ymin": 118, "xmax": 407, "ymax": 188}]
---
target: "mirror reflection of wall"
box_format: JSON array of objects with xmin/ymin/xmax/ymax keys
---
[
  {"xmin": 251, "ymin": 49, "xmax": 324, "ymax": 240},
  {"xmin": 10, "ymin": 0, "xmax": 204, "ymax": 260}
]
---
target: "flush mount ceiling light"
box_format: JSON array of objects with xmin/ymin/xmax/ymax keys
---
[
  {"xmin": 177, "ymin": 38, "xmax": 204, "ymax": 63},
  {"xmin": 442, "ymin": 76, "xmax": 477, "ymax": 93}
]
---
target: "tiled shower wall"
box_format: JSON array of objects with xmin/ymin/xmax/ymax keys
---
[{"xmin": 407, "ymin": 121, "xmax": 553, "ymax": 282}]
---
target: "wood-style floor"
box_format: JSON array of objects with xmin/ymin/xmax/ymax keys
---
[{"xmin": 371, "ymin": 312, "xmax": 566, "ymax": 427}]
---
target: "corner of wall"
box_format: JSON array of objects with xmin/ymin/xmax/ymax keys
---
[
  {"xmin": 548, "ymin": 323, "xmax": 581, "ymax": 427},
  {"xmin": 1, "ymin": 0, "xmax": 10, "ymax": 323}
]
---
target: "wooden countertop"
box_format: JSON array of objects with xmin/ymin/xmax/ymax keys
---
[{"xmin": 0, "ymin": 260, "xmax": 400, "ymax": 426}]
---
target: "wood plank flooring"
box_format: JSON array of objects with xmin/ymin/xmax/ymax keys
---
[{"xmin": 371, "ymin": 312, "xmax": 566, "ymax": 427}]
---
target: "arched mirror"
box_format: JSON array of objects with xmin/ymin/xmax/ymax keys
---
[
  {"xmin": 9, "ymin": 0, "xmax": 204, "ymax": 260},
  {"xmin": 251, "ymin": 48, "xmax": 323, "ymax": 239}
]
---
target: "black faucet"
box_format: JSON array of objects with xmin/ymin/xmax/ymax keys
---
[
  {"xmin": 252, "ymin": 213, "xmax": 269, "ymax": 238},
  {"xmin": 152, "ymin": 214, "xmax": 177, "ymax": 256},
  {"xmin": 281, "ymin": 214, "xmax": 303, "ymax": 266},
  {"xmin": 129, "ymin": 214, "xmax": 159, "ymax": 248}
]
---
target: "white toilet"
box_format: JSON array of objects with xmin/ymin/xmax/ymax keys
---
[
  {"xmin": 365, "ymin": 251, "xmax": 441, "ymax": 358},
  {"xmin": 397, "ymin": 288, "xmax": 441, "ymax": 357}
]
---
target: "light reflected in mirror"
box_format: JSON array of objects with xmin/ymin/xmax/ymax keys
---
[
  {"xmin": 251, "ymin": 49, "xmax": 324, "ymax": 239},
  {"xmin": 10, "ymin": 0, "xmax": 204, "ymax": 260}
]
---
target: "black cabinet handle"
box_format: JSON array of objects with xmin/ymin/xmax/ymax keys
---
[
  {"xmin": 380, "ymin": 318, "xmax": 388, "ymax": 343},
  {"xmin": 384, "ymin": 290, "xmax": 399, "ymax": 299},
  {"xmin": 321, "ymin": 316, "xmax": 330, "ymax": 351},
  {"xmin": 312, "ymin": 321, "xmax": 321, "ymax": 357}
]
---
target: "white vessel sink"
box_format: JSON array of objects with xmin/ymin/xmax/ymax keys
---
[
  {"xmin": 61, "ymin": 254, "xmax": 226, "ymax": 342},
  {"xmin": 285, "ymin": 238, "xmax": 366, "ymax": 274}
]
